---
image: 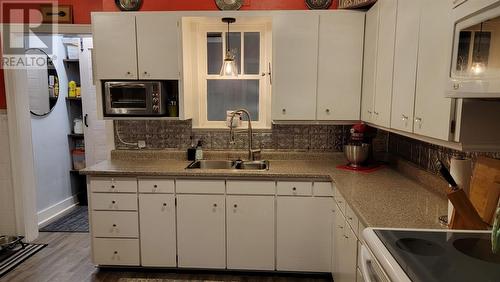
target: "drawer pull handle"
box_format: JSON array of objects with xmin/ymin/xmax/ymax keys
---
[
  {"xmin": 233, "ymin": 204, "xmax": 238, "ymax": 208},
  {"xmin": 111, "ymin": 185, "xmax": 115, "ymax": 189},
  {"xmin": 111, "ymin": 201, "xmax": 116, "ymax": 204},
  {"xmin": 153, "ymin": 185, "xmax": 158, "ymax": 188},
  {"xmin": 163, "ymin": 203, "xmax": 167, "ymax": 207},
  {"xmin": 213, "ymin": 204, "xmax": 217, "ymax": 207},
  {"xmin": 292, "ymin": 187, "xmax": 297, "ymax": 191},
  {"xmin": 114, "ymin": 251, "xmax": 118, "ymax": 254},
  {"xmin": 112, "ymin": 224, "xmax": 117, "ymax": 227}
]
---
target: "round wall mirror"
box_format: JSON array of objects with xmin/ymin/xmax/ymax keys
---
[{"xmin": 25, "ymin": 48, "xmax": 59, "ymax": 117}]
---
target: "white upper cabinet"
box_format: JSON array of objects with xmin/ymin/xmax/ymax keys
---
[
  {"xmin": 136, "ymin": 14, "xmax": 181, "ymax": 80},
  {"xmin": 92, "ymin": 14, "xmax": 138, "ymax": 80},
  {"xmin": 361, "ymin": 4, "xmax": 380, "ymax": 123},
  {"xmin": 390, "ymin": 0, "xmax": 421, "ymax": 132},
  {"xmin": 414, "ymin": 0, "xmax": 454, "ymax": 140},
  {"xmin": 317, "ymin": 12, "xmax": 365, "ymax": 120},
  {"xmin": 272, "ymin": 13, "xmax": 319, "ymax": 120},
  {"xmin": 373, "ymin": 0, "xmax": 397, "ymax": 127}
]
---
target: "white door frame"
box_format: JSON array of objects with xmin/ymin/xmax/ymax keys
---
[{"xmin": 1, "ymin": 24, "xmax": 92, "ymax": 241}]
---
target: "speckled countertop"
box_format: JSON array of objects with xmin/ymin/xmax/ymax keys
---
[{"xmin": 81, "ymin": 152, "xmax": 448, "ymax": 230}]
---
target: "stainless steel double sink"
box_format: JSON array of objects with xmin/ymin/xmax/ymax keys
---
[{"xmin": 186, "ymin": 160, "xmax": 269, "ymax": 170}]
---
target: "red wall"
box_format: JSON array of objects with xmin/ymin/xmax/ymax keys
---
[{"xmin": 0, "ymin": 0, "xmax": 338, "ymax": 109}]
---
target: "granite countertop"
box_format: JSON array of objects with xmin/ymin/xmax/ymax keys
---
[{"xmin": 81, "ymin": 153, "xmax": 448, "ymax": 230}]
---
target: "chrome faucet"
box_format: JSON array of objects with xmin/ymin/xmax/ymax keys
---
[
  {"xmin": 228, "ymin": 109, "xmax": 261, "ymax": 161},
  {"xmin": 492, "ymin": 200, "xmax": 500, "ymax": 254}
]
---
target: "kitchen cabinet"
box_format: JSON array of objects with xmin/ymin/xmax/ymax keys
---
[
  {"xmin": 361, "ymin": 2, "xmax": 380, "ymax": 122},
  {"xmin": 176, "ymin": 194, "xmax": 226, "ymax": 269},
  {"xmin": 276, "ymin": 196, "xmax": 332, "ymax": 272},
  {"xmin": 93, "ymin": 13, "xmax": 180, "ymax": 80},
  {"xmin": 92, "ymin": 14, "xmax": 138, "ymax": 80},
  {"xmin": 136, "ymin": 14, "xmax": 181, "ymax": 80},
  {"xmin": 316, "ymin": 12, "xmax": 365, "ymax": 120},
  {"xmin": 272, "ymin": 13, "xmax": 319, "ymax": 120},
  {"xmin": 139, "ymin": 194, "xmax": 176, "ymax": 267},
  {"xmin": 413, "ymin": 0, "xmax": 454, "ymax": 140},
  {"xmin": 226, "ymin": 196, "xmax": 275, "ymax": 270},
  {"xmin": 390, "ymin": 0, "xmax": 421, "ymax": 133},
  {"xmin": 372, "ymin": 0, "xmax": 397, "ymax": 127},
  {"xmin": 93, "ymin": 238, "xmax": 140, "ymax": 266}
]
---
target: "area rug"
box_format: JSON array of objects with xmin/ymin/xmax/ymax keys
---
[
  {"xmin": 0, "ymin": 243, "xmax": 46, "ymax": 278},
  {"xmin": 39, "ymin": 205, "xmax": 89, "ymax": 233}
]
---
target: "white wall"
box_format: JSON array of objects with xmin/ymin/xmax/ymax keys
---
[
  {"xmin": 29, "ymin": 35, "xmax": 77, "ymax": 222},
  {"xmin": 0, "ymin": 110, "xmax": 17, "ymax": 235}
]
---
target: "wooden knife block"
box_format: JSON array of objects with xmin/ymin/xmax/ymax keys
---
[{"xmin": 448, "ymin": 188, "xmax": 489, "ymax": 230}]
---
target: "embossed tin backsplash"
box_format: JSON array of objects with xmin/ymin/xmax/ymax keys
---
[{"xmin": 113, "ymin": 120, "xmax": 358, "ymax": 151}]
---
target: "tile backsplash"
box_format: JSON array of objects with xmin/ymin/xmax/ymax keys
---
[
  {"xmin": 388, "ymin": 133, "xmax": 500, "ymax": 175},
  {"xmin": 114, "ymin": 120, "xmax": 356, "ymax": 151}
]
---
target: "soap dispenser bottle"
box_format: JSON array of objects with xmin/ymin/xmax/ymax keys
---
[{"xmin": 195, "ymin": 140, "xmax": 203, "ymax": 161}]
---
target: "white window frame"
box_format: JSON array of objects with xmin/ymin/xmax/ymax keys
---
[{"xmin": 196, "ymin": 23, "xmax": 271, "ymax": 129}]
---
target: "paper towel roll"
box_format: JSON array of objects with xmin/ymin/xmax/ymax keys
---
[{"xmin": 448, "ymin": 157, "xmax": 473, "ymax": 222}]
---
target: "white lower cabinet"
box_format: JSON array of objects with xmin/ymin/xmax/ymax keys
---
[
  {"xmin": 176, "ymin": 194, "xmax": 226, "ymax": 269},
  {"xmin": 93, "ymin": 238, "xmax": 140, "ymax": 266},
  {"xmin": 276, "ymin": 196, "xmax": 332, "ymax": 272},
  {"xmin": 334, "ymin": 199, "xmax": 360, "ymax": 282},
  {"xmin": 139, "ymin": 194, "xmax": 176, "ymax": 267},
  {"xmin": 226, "ymin": 196, "xmax": 275, "ymax": 270}
]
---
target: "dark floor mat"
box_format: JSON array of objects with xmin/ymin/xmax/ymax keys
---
[{"xmin": 39, "ymin": 205, "xmax": 89, "ymax": 233}]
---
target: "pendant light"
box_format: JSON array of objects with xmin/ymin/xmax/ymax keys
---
[
  {"xmin": 220, "ymin": 17, "xmax": 238, "ymax": 77},
  {"xmin": 471, "ymin": 22, "xmax": 486, "ymax": 75}
]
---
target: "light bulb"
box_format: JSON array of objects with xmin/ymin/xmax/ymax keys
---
[
  {"xmin": 220, "ymin": 56, "xmax": 238, "ymax": 77},
  {"xmin": 471, "ymin": 62, "xmax": 486, "ymax": 75}
]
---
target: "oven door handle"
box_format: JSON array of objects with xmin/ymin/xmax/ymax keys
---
[
  {"xmin": 360, "ymin": 245, "xmax": 375, "ymax": 282},
  {"xmin": 108, "ymin": 83, "xmax": 146, "ymax": 88}
]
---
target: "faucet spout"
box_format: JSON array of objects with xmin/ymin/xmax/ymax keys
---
[{"xmin": 229, "ymin": 109, "xmax": 260, "ymax": 161}]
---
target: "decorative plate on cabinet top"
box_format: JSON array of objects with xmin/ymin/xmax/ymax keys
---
[
  {"xmin": 305, "ymin": 0, "xmax": 333, "ymax": 9},
  {"xmin": 115, "ymin": 0, "xmax": 142, "ymax": 11},
  {"xmin": 215, "ymin": 0, "xmax": 243, "ymax": 10}
]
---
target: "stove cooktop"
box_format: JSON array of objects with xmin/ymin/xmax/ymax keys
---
[{"xmin": 374, "ymin": 230, "xmax": 500, "ymax": 282}]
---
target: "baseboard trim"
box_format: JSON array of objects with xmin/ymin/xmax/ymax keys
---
[{"xmin": 37, "ymin": 195, "xmax": 79, "ymax": 227}]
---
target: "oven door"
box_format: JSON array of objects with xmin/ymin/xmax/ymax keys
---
[
  {"xmin": 104, "ymin": 82, "xmax": 152, "ymax": 116},
  {"xmin": 449, "ymin": 1, "xmax": 500, "ymax": 97}
]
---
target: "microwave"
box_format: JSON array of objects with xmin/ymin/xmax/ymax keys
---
[
  {"xmin": 448, "ymin": 0, "xmax": 500, "ymax": 98},
  {"xmin": 103, "ymin": 81, "xmax": 177, "ymax": 117}
]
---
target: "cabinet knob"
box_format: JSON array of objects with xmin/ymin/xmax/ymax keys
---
[
  {"xmin": 282, "ymin": 109, "xmax": 286, "ymax": 114},
  {"xmin": 326, "ymin": 109, "xmax": 331, "ymax": 114},
  {"xmin": 233, "ymin": 204, "xmax": 238, "ymax": 208},
  {"xmin": 374, "ymin": 112, "xmax": 379, "ymax": 116},
  {"xmin": 401, "ymin": 114, "xmax": 408, "ymax": 121},
  {"xmin": 114, "ymin": 251, "xmax": 118, "ymax": 254},
  {"xmin": 453, "ymin": 83, "xmax": 460, "ymax": 90},
  {"xmin": 111, "ymin": 200, "xmax": 116, "ymax": 204},
  {"xmin": 144, "ymin": 71, "xmax": 148, "ymax": 75},
  {"xmin": 292, "ymin": 187, "xmax": 297, "ymax": 191},
  {"xmin": 126, "ymin": 71, "xmax": 131, "ymax": 75},
  {"xmin": 111, "ymin": 185, "xmax": 115, "ymax": 189},
  {"xmin": 163, "ymin": 203, "xmax": 167, "ymax": 207},
  {"xmin": 153, "ymin": 184, "xmax": 158, "ymax": 188},
  {"xmin": 348, "ymin": 216, "xmax": 353, "ymax": 220},
  {"xmin": 415, "ymin": 117, "xmax": 422, "ymax": 123},
  {"xmin": 344, "ymin": 235, "xmax": 349, "ymax": 239},
  {"xmin": 112, "ymin": 224, "xmax": 117, "ymax": 227},
  {"xmin": 213, "ymin": 203, "xmax": 217, "ymax": 207},
  {"xmin": 367, "ymin": 110, "xmax": 372, "ymax": 114}
]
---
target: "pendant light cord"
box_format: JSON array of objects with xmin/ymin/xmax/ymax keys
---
[{"xmin": 226, "ymin": 21, "xmax": 230, "ymax": 54}]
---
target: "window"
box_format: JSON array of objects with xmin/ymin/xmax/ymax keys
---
[
  {"xmin": 197, "ymin": 22, "xmax": 271, "ymax": 128},
  {"xmin": 456, "ymin": 30, "xmax": 491, "ymax": 72}
]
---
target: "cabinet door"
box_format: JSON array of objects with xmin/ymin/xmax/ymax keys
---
[
  {"xmin": 176, "ymin": 195, "xmax": 225, "ymax": 268},
  {"xmin": 333, "ymin": 205, "xmax": 346, "ymax": 281},
  {"xmin": 373, "ymin": 0, "xmax": 397, "ymax": 127},
  {"xmin": 361, "ymin": 3, "xmax": 380, "ymax": 123},
  {"xmin": 139, "ymin": 194, "xmax": 176, "ymax": 267},
  {"xmin": 276, "ymin": 197, "xmax": 332, "ymax": 272},
  {"xmin": 226, "ymin": 196, "xmax": 275, "ymax": 270},
  {"xmin": 317, "ymin": 12, "xmax": 365, "ymax": 120},
  {"xmin": 92, "ymin": 14, "xmax": 137, "ymax": 79},
  {"xmin": 342, "ymin": 225, "xmax": 358, "ymax": 282},
  {"xmin": 136, "ymin": 14, "xmax": 181, "ymax": 80},
  {"xmin": 390, "ymin": 0, "xmax": 421, "ymax": 132},
  {"xmin": 272, "ymin": 13, "xmax": 319, "ymax": 120},
  {"xmin": 414, "ymin": 0, "xmax": 454, "ymax": 140}
]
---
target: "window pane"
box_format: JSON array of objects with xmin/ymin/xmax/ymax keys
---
[
  {"xmin": 456, "ymin": 31, "xmax": 471, "ymax": 72},
  {"xmin": 207, "ymin": 32, "xmax": 223, "ymax": 74},
  {"xmin": 228, "ymin": 32, "xmax": 241, "ymax": 74},
  {"xmin": 473, "ymin": 31, "xmax": 491, "ymax": 66},
  {"xmin": 244, "ymin": 32, "xmax": 260, "ymax": 74},
  {"xmin": 207, "ymin": 79, "xmax": 259, "ymax": 121}
]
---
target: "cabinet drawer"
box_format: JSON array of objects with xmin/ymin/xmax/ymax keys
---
[
  {"xmin": 91, "ymin": 193, "xmax": 137, "ymax": 211},
  {"xmin": 335, "ymin": 193, "xmax": 346, "ymax": 215},
  {"xmin": 227, "ymin": 181, "xmax": 276, "ymax": 195},
  {"xmin": 92, "ymin": 238, "xmax": 139, "ymax": 266},
  {"xmin": 92, "ymin": 211, "xmax": 139, "ymax": 238},
  {"xmin": 277, "ymin": 181, "xmax": 312, "ymax": 196},
  {"xmin": 313, "ymin": 182, "xmax": 334, "ymax": 197},
  {"xmin": 90, "ymin": 177, "xmax": 137, "ymax": 193},
  {"xmin": 138, "ymin": 178, "xmax": 174, "ymax": 193},
  {"xmin": 345, "ymin": 204, "xmax": 359, "ymax": 237},
  {"xmin": 176, "ymin": 179, "xmax": 225, "ymax": 194}
]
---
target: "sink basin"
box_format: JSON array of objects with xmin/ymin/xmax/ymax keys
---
[
  {"xmin": 453, "ymin": 238, "xmax": 500, "ymax": 264},
  {"xmin": 186, "ymin": 160, "xmax": 235, "ymax": 169},
  {"xmin": 186, "ymin": 160, "xmax": 269, "ymax": 170},
  {"xmin": 235, "ymin": 160, "xmax": 269, "ymax": 170}
]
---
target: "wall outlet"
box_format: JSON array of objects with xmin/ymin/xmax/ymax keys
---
[{"xmin": 138, "ymin": 140, "xmax": 146, "ymax": 149}]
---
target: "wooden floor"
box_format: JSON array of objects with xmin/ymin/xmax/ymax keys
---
[{"xmin": 0, "ymin": 232, "xmax": 332, "ymax": 282}]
